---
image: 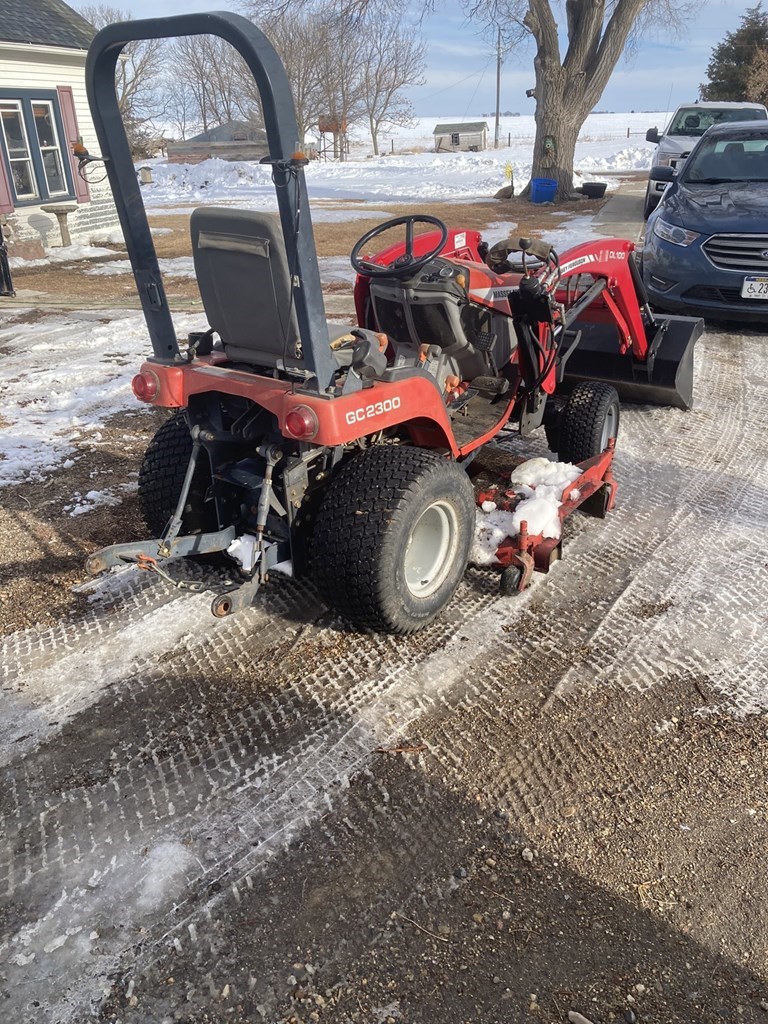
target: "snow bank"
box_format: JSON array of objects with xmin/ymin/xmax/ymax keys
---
[
  {"xmin": 139, "ymin": 111, "xmax": 656, "ymax": 211},
  {"xmin": 9, "ymin": 244, "xmax": 117, "ymax": 269}
]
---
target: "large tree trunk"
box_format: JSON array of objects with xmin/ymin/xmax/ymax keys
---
[
  {"xmin": 529, "ymin": 67, "xmax": 586, "ymax": 197},
  {"xmin": 519, "ymin": 0, "xmax": 646, "ymax": 201}
]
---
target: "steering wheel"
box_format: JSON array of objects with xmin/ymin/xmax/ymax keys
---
[{"xmin": 350, "ymin": 215, "xmax": 449, "ymax": 279}]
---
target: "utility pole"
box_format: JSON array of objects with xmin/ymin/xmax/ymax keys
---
[{"xmin": 494, "ymin": 27, "xmax": 502, "ymax": 149}]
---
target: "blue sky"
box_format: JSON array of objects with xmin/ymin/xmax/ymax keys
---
[{"xmin": 112, "ymin": 0, "xmax": 746, "ymax": 115}]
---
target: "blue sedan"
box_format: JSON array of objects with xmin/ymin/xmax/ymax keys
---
[{"xmin": 642, "ymin": 120, "xmax": 768, "ymax": 321}]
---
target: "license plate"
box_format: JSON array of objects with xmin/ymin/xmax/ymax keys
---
[{"xmin": 741, "ymin": 275, "xmax": 768, "ymax": 299}]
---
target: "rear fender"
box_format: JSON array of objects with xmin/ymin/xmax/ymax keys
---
[{"xmin": 136, "ymin": 360, "xmax": 461, "ymax": 454}]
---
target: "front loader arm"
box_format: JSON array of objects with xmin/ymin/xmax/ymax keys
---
[{"xmin": 556, "ymin": 238, "xmax": 650, "ymax": 360}]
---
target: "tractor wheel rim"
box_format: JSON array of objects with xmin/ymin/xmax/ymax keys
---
[
  {"xmin": 600, "ymin": 403, "xmax": 618, "ymax": 451},
  {"xmin": 404, "ymin": 499, "xmax": 459, "ymax": 598}
]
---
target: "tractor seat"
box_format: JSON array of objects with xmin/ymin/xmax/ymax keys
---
[{"xmin": 190, "ymin": 207, "xmax": 352, "ymax": 370}]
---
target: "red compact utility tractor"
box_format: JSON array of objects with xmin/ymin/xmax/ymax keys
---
[{"xmin": 83, "ymin": 12, "xmax": 702, "ymax": 634}]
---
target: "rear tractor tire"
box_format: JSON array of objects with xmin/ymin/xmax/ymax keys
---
[
  {"xmin": 312, "ymin": 445, "xmax": 475, "ymax": 634},
  {"xmin": 138, "ymin": 413, "xmax": 216, "ymax": 537},
  {"xmin": 556, "ymin": 381, "xmax": 620, "ymax": 464}
]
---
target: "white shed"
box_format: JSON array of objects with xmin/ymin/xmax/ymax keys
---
[
  {"xmin": 0, "ymin": 0, "xmax": 120, "ymax": 258},
  {"xmin": 433, "ymin": 121, "xmax": 489, "ymax": 153}
]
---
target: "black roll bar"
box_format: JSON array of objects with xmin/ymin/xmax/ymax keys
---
[{"xmin": 85, "ymin": 11, "xmax": 337, "ymax": 391}]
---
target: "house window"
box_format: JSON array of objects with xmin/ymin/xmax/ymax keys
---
[
  {"xmin": 451, "ymin": 133, "xmax": 460, "ymax": 146},
  {"xmin": 32, "ymin": 101, "xmax": 67, "ymax": 196},
  {"xmin": 0, "ymin": 101, "xmax": 37, "ymax": 199},
  {"xmin": 0, "ymin": 93, "xmax": 73, "ymax": 204}
]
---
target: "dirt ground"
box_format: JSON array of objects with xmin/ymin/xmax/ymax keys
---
[
  {"xmin": 2, "ymin": 188, "xmax": 768, "ymax": 1024},
  {"xmin": 0, "ymin": 404, "xmax": 159, "ymax": 636}
]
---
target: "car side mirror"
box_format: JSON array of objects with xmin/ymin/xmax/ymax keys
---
[
  {"xmin": 646, "ymin": 127, "xmax": 660, "ymax": 144},
  {"xmin": 650, "ymin": 166, "xmax": 675, "ymax": 182}
]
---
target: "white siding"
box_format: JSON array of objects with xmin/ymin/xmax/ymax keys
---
[
  {"xmin": 434, "ymin": 131, "xmax": 487, "ymax": 152},
  {"xmin": 0, "ymin": 43, "xmax": 121, "ymax": 245}
]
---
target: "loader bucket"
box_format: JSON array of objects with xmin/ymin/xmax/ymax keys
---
[{"xmin": 561, "ymin": 314, "xmax": 702, "ymax": 410}]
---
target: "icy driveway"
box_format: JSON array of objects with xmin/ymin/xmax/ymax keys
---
[{"xmin": 1, "ymin": 315, "xmax": 768, "ymax": 1022}]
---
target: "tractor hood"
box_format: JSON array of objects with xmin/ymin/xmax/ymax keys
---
[{"xmin": 661, "ymin": 181, "xmax": 768, "ymax": 233}]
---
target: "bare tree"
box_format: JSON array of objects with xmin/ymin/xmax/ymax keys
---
[
  {"xmin": 164, "ymin": 36, "xmax": 261, "ymax": 135},
  {"xmin": 247, "ymin": 0, "xmax": 694, "ymax": 196},
  {"xmin": 358, "ymin": 13, "xmax": 426, "ymax": 154},
  {"xmin": 462, "ymin": 0, "xmax": 694, "ymax": 197},
  {"xmin": 247, "ymin": 1, "xmax": 384, "ymax": 155},
  {"xmin": 312, "ymin": 9, "xmax": 368, "ymax": 159},
  {"xmin": 260, "ymin": 11, "xmax": 326, "ymax": 142},
  {"xmin": 165, "ymin": 38, "xmax": 213, "ymax": 134},
  {"xmin": 163, "ymin": 78, "xmax": 201, "ymax": 141},
  {"xmin": 77, "ymin": 4, "xmax": 164, "ymax": 154}
]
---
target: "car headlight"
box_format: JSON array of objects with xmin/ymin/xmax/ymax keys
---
[{"xmin": 653, "ymin": 218, "xmax": 701, "ymax": 247}]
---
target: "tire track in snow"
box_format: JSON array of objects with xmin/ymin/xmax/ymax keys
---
[
  {"xmin": 1, "ymin": 566, "xmax": 541, "ymax": 1022},
  {"xmin": 549, "ymin": 327, "xmax": 768, "ymax": 711}
]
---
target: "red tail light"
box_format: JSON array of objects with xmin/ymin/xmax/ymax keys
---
[
  {"xmin": 284, "ymin": 404, "xmax": 319, "ymax": 440},
  {"xmin": 132, "ymin": 369, "xmax": 160, "ymax": 403}
]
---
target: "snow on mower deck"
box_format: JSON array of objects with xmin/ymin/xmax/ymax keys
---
[
  {"xmin": 469, "ymin": 446, "xmax": 616, "ymax": 593},
  {"xmin": 80, "ymin": 11, "xmax": 702, "ymax": 635}
]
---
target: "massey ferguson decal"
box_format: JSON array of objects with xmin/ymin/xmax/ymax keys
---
[
  {"xmin": 558, "ymin": 253, "xmax": 597, "ymax": 274},
  {"xmin": 468, "ymin": 286, "xmax": 515, "ymax": 304},
  {"xmin": 559, "ymin": 248, "xmax": 629, "ymax": 275}
]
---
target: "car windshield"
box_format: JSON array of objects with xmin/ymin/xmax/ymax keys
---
[
  {"xmin": 683, "ymin": 136, "xmax": 768, "ymax": 183},
  {"xmin": 667, "ymin": 106, "xmax": 767, "ymax": 137}
]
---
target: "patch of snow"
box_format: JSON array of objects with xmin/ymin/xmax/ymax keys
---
[
  {"xmin": 137, "ymin": 841, "xmax": 195, "ymax": 912},
  {"xmin": 471, "ymin": 457, "xmax": 583, "ymax": 564},
  {"xmin": 318, "ymin": 255, "xmax": 357, "ymax": 285},
  {"xmin": 0, "ymin": 310, "xmax": 207, "ymax": 486},
  {"xmin": 85, "ymin": 256, "xmax": 196, "ymax": 278},
  {"xmin": 90, "ymin": 229, "xmax": 126, "ymax": 245},
  {"xmin": 471, "ymin": 507, "xmax": 518, "ymax": 566},
  {"xmin": 227, "ymin": 533, "xmax": 260, "ymax": 572},
  {"xmin": 65, "ymin": 482, "xmax": 137, "ymax": 516},
  {"xmin": 9, "ymin": 244, "xmax": 117, "ymax": 269},
  {"xmin": 510, "ymin": 456, "xmax": 582, "ymax": 490}
]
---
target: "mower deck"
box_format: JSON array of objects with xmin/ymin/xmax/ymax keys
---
[
  {"xmin": 472, "ymin": 441, "xmax": 617, "ymax": 593},
  {"xmin": 84, "ymin": 442, "xmax": 617, "ymax": 614}
]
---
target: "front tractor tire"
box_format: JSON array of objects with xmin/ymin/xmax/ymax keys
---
[
  {"xmin": 138, "ymin": 413, "xmax": 216, "ymax": 537},
  {"xmin": 312, "ymin": 445, "xmax": 475, "ymax": 634},
  {"xmin": 556, "ymin": 381, "xmax": 620, "ymax": 464}
]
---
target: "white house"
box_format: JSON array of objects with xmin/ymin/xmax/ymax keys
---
[
  {"xmin": 0, "ymin": 0, "xmax": 120, "ymax": 257},
  {"xmin": 433, "ymin": 122, "xmax": 489, "ymax": 153}
]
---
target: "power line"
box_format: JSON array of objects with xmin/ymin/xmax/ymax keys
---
[{"xmin": 416, "ymin": 57, "xmax": 496, "ymax": 104}]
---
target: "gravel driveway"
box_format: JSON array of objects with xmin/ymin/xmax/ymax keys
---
[{"xmin": 2, "ymin": 309, "xmax": 768, "ymax": 1023}]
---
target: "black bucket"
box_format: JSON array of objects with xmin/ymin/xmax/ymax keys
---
[{"xmin": 560, "ymin": 314, "xmax": 702, "ymax": 410}]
